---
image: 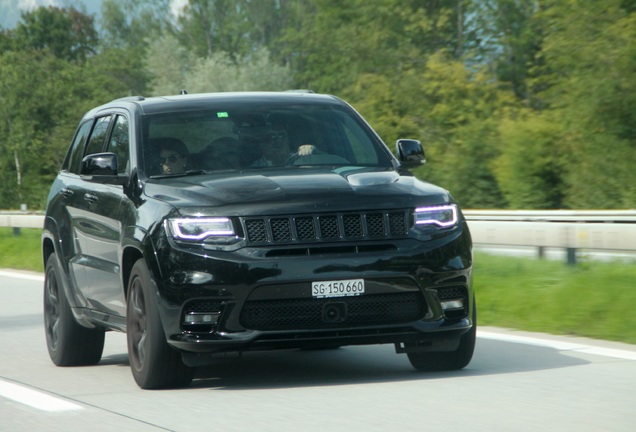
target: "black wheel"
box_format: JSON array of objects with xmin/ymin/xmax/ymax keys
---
[
  {"xmin": 43, "ymin": 253, "xmax": 105, "ymax": 366},
  {"xmin": 126, "ymin": 260, "xmax": 194, "ymax": 389},
  {"xmin": 407, "ymin": 305, "xmax": 476, "ymax": 372}
]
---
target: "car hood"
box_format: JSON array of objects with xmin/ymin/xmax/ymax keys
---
[{"xmin": 144, "ymin": 167, "xmax": 452, "ymax": 215}]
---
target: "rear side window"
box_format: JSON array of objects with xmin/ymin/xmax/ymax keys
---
[{"xmin": 63, "ymin": 120, "xmax": 93, "ymax": 174}]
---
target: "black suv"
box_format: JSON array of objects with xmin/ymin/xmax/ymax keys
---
[{"xmin": 42, "ymin": 91, "xmax": 475, "ymax": 389}]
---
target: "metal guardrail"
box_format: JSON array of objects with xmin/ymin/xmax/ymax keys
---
[
  {"xmin": 463, "ymin": 210, "xmax": 636, "ymax": 252},
  {"xmin": 2, "ymin": 210, "xmax": 636, "ymax": 263},
  {"xmin": 463, "ymin": 209, "xmax": 636, "ymax": 223},
  {"xmin": 463, "ymin": 210, "xmax": 636, "ymax": 264}
]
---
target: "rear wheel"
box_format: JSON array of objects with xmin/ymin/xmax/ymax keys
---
[
  {"xmin": 43, "ymin": 253, "xmax": 105, "ymax": 366},
  {"xmin": 126, "ymin": 260, "xmax": 194, "ymax": 389},
  {"xmin": 407, "ymin": 305, "xmax": 476, "ymax": 372}
]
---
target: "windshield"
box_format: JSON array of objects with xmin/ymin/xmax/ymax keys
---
[{"xmin": 142, "ymin": 104, "xmax": 392, "ymax": 177}]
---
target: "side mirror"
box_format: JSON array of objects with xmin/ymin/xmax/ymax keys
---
[
  {"xmin": 80, "ymin": 153, "xmax": 128, "ymax": 185},
  {"xmin": 396, "ymin": 139, "xmax": 426, "ymax": 167}
]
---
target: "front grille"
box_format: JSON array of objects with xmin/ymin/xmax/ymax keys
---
[
  {"xmin": 245, "ymin": 219, "xmax": 267, "ymax": 242},
  {"xmin": 243, "ymin": 210, "xmax": 410, "ymax": 245},
  {"xmin": 240, "ymin": 292, "xmax": 425, "ymax": 331}
]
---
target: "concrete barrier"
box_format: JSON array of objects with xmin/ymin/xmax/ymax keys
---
[{"xmin": 0, "ymin": 213, "xmax": 44, "ymax": 229}]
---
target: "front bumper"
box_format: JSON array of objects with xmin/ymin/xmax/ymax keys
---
[{"xmin": 150, "ymin": 223, "xmax": 474, "ymax": 355}]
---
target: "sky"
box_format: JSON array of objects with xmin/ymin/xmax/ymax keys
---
[
  {"xmin": 0, "ymin": 0, "xmax": 186, "ymax": 30},
  {"xmin": 0, "ymin": 0, "xmax": 103, "ymax": 29}
]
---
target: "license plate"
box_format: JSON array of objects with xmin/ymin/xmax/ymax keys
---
[{"xmin": 312, "ymin": 279, "xmax": 365, "ymax": 298}]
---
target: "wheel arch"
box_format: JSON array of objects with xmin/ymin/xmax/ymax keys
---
[
  {"xmin": 121, "ymin": 245, "xmax": 144, "ymax": 299},
  {"xmin": 42, "ymin": 234, "xmax": 56, "ymax": 270},
  {"xmin": 41, "ymin": 216, "xmax": 60, "ymax": 269}
]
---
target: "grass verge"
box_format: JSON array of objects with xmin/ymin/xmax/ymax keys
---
[
  {"xmin": 0, "ymin": 227, "xmax": 43, "ymax": 272},
  {"xmin": 474, "ymin": 252, "xmax": 636, "ymax": 345},
  {"xmin": 1, "ymin": 228, "xmax": 635, "ymax": 344}
]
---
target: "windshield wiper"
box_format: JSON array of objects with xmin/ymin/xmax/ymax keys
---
[{"xmin": 149, "ymin": 169, "xmax": 209, "ymax": 179}]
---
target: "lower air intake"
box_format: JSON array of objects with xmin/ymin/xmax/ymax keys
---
[{"xmin": 240, "ymin": 292, "xmax": 425, "ymax": 331}]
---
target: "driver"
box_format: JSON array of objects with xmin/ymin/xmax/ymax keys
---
[
  {"xmin": 250, "ymin": 124, "xmax": 315, "ymax": 167},
  {"xmin": 150, "ymin": 137, "xmax": 189, "ymax": 174}
]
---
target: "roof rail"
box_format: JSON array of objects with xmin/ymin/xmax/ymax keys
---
[
  {"xmin": 111, "ymin": 96, "xmax": 145, "ymax": 102},
  {"xmin": 284, "ymin": 89, "xmax": 315, "ymax": 93}
]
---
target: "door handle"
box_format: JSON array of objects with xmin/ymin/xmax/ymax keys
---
[
  {"xmin": 61, "ymin": 188, "xmax": 73, "ymax": 198},
  {"xmin": 84, "ymin": 193, "xmax": 98, "ymax": 203}
]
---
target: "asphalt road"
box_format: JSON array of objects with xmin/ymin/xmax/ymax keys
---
[{"xmin": 1, "ymin": 270, "xmax": 635, "ymax": 432}]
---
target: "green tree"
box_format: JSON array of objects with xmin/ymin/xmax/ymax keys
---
[
  {"xmin": 243, "ymin": 0, "xmax": 300, "ymax": 63},
  {"xmin": 349, "ymin": 50, "xmax": 511, "ymax": 208},
  {"xmin": 145, "ymin": 34, "xmax": 292, "ymax": 95},
  {"xmin": 100, "ymin": 0, "xmax": 172, "ymax": 49},
  {"xmin": 409, "ymin": 52, "xmax": 510, "ymax": 208},
  {"xmin": 0, "ymin": 6, "xmax": 136, "ymax": 209},
  {"xmin": 175, "ymin": 0, "xmax": 252, "ymax": 60},
  {"xmin": 493, "ymin": 112, "xmax": 565, "ymax": 208},
  {"xmin": 145, "ymin": 33, "xmax": 192, "ymax": 96},
  {"xmin": 96, "ymin": 0, "xmax": 174, "ymax": 97},
  {"xmin": 473, "ymin": 0, "xmax": 546, "ymax": 104},
  {"xmin": 537, "ymin": 0, "xmax": 636, "ymax": 208},
  {"xmin": 0, "ymin": 50, "xmax": 97, "ymax": 208},
  {"xmin": 8, "ymin": 6, "xmax": 97, "ymax": 61},
  {"xmin": 184, "ymin": 47, "xmax": 291, "ymax": 92},
  {"xmin": 282, "ymin": 0, "xmax": 470, "ymax": 93}
]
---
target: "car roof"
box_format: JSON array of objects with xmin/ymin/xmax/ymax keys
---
[{"xmin": 84, "ymin": 91, "xmax": 346, "ymax": 118}]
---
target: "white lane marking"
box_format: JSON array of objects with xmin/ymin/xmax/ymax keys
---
[
  {"xmin": 0, "ymin": 270, "xmax": 44, "ymax": 282},
  {"xmin": 479, "ymin": 330, "xmax": 636, "ymax": 361},
  {"xmin": 0, "ymin": 380, "xmax": 83, "ymax": 412}
]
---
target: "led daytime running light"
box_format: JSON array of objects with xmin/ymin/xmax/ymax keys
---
[
  {"xmin": 414, "ymin": 205, "xmax": 458, "ymax": 227},
  {"xmin": 170, "ymin": 218, "xmax": 235, "ymax": 240}
]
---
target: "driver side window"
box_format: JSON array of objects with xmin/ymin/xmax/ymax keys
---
[
  {"xmin": 106, "ymin": 115, "xmax": 130, "ymax": 174},
  {"xmin": 84, "ymin": 115, "xmax": 112, "ymax": 157}
]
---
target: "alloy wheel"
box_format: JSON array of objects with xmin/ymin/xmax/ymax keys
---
[{"xmin": 128, "ymin": 278, "xmax": 148, "ymax": 372}]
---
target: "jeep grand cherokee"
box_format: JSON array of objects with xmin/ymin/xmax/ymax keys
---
[{"xmin": 42, "ymin": 91, "xmax": 475, "ymax": 389}]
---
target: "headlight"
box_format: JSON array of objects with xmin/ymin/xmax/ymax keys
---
[
  {"xmin": 168, "ymin": 217, "xmax": 235, "ymax": 240},
  {"xmin": 414, "ymin": 204, "xmax": 458, "ymax": 228}
]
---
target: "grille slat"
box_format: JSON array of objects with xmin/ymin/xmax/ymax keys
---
[
  {"xmin": 343, "ymin": 214, "xmax": 363, "ymax": 238},
  {"xmin": 244, "ymin": 210, "xmax": 408, "ymax": 245},
  {"xmin": 319, "ymin": 215, "xmax": 339, "ymax": 239},
  {"xmin": 295, "ymin": 216, "xmax": 316, "ymax": 240},
  {"xmin": 271, "ymin": 218, "xmax": 292, "ymax": 242},
  {"xmin": 366, "ymin": 213, "xmax": 385, "ymax": 237},
  {"xmin": 240, "ymin": 292, "xmax": 425, "ymax": 331}
]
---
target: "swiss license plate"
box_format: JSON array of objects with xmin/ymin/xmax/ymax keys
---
[{"xmin": 312, "ymin": 279, "xmax": 365, "ymax": 298}]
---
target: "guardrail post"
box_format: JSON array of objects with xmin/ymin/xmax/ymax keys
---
[{"xmin": 566, "ymin": 248, "xmax": 577, "ymax": 266}]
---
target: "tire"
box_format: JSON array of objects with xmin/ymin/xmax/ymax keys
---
[
  {"xmin": 126, "ymin": 259, "xmax": 194, "ymax": 389},
  {"xmin": 407, "ymin": 305, "xmax": 476, "ymax": 372},
  {"xmin": 43, "ymin": 253, "xmax": 105, "ymax": 366}
]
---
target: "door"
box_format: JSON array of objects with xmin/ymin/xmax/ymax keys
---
[
  {"xmin": 81, "ymin": 115, "xmax": 130, "ymax": 316},
  {"xmin": 67, "ymin": 113, "xmax": 130, "ymax": 317}
]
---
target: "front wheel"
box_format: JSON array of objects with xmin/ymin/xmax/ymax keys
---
[
  {"xmin": 43, "ymin": 253, "xmax": 105, "ymax": 366},
  {"xmin": 126, "ymin": 259, "xmax": 194, "ymax": 389},
  {"xmin": 407, "ymin": 306, "xmax": 476, "ymax": 372}
]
